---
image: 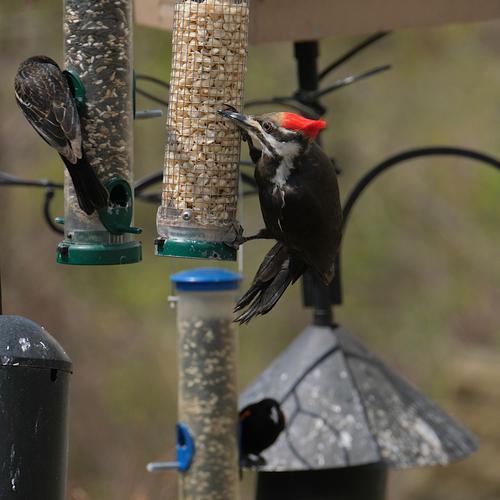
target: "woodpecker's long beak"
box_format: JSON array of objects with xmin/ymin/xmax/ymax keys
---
[
  {"xmin": 218, "ymin": 109, "xmax": 278, "ymax": 157},
  {"xmin": 218, "ymin": 109, "xmax": 259, "ymax": 133}
]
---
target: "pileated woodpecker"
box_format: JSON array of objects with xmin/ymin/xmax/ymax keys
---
[
  {"xmin": 219, "ymin": 110, "xmax": 342, "ymax": 323},
  {"xmin": 15, "ymin": 56, "xmax": 109, "ymax": 215}
]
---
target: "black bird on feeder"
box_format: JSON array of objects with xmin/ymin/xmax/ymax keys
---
[
  {"xmin": 14, "ymin": 56, "xmax": 109, "ymax": 215},
  {"xmin": 239, "ymin": 398, "xmax": 285, "ymax": 467},
  {"xmin": 219, "ymin": 110, "xmax": 342, "ymax": 323}
]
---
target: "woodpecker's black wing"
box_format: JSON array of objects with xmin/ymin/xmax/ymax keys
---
[
  {"xmin": 235, "ymin": 242, "xmax": 288, "ymax": 312},
  {"xmin": 15, "ymin": 57, "xmax": 82, "ymax": 164},
  {"xmin": 279, "ymin": 142, "xmax": 342, "ymax": 284},
  {"xmin": 234, "ymin": 242, "xmax": 306, "ymax": 324},
  {"xmin": 235, "ymin": 144, "xmax": 339, "ymax": 322}
]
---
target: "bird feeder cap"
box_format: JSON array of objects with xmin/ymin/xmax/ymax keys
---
[
  {"xmin": 0, "ymin": 315, "xmax": 72, "ymax": 372},
  {"xmin": 171, "ymin": 268, "xmax": 241, "ymax": 292}
]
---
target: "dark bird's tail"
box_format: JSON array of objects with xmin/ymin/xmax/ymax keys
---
[
  {"xmin": 61, "ymin": 155, "xmax": 109, "ymax": 215},
  {"xmin": 235, "ymin": 242, "xmax": 305, "ymax": 324}
]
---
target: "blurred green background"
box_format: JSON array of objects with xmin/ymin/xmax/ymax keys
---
[{"xmin": 1, "ymin": 1, "xmax": 499, "ymax": 499}]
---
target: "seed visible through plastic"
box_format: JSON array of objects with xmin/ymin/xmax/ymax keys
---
[{"xmin": 64, "ymin": 0, "xmax": 132, "ymax": 237}]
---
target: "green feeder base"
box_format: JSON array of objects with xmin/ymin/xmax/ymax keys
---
[
  {"xmin": 57, "ymin": 240, "xmax": 142, "ymax": 265},
  {"xmin": 155, "ymin": 238, "xmax": 236, "ymax": 262}
]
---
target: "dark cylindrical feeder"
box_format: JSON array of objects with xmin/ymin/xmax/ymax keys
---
[
  {"xmin": 257, "ymin": 463, "xmax": 387, "ymax": 500},
  {"xmin": 0, "ymin": 315, "xmax": 72, "ymax": 500}
]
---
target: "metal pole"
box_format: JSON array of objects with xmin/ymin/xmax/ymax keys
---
[
  {"xmin": 294, "ymin": 41, "xmax": 335, "ymax": 326},
  {"xmin": 254, "ymin": 42, "xmax": 388, "ymax": 500}
]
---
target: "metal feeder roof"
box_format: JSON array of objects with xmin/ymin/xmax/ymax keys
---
[{"xmin": 239, "ymin": 324, "xmax": 477, "ymax": 471}]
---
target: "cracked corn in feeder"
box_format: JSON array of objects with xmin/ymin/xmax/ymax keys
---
[
  {"xmin": 59, "ymin": 0, "xmax": 141, "ymax": 265},
  {"xmin": 156, "ymin": 0, "xmax": 250, "ymax": 261}
]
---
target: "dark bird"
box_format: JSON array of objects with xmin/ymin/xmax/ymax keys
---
[
  {"xmin": 239, "ymin": 398, "xmax": 285, "ymax": 467},
  {"xmin": 15, "ymin": 55, "xmax": 108, "ymax": 215},
  {"xmin": 219, "ymin": 110, "xmax": 342, "ymax": 323}
]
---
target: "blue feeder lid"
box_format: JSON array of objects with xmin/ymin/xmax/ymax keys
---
[{"xmin": 171, "ymin": 268, "xmax": 241, "ymax": 292}]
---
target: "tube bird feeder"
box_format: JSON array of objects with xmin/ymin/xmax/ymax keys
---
[
  {"xmin": 58, "ymin": 0, "xmax": 141, "ymax": 265},
  {"xmin": 171, "ymin": 268, "xmax": 241, "ymax": 499},
  {"xmin": 156, "ymin": 0, "xmax": 250, "ymax": 261}
]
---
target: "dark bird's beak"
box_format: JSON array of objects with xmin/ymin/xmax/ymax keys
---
[
  {"xmin": 218, "ymin": 108, "xmax": 278, "ymax": 159},
  {"xmin": 218, "ymin": 109, "xmax": 257, "ymax": 132}
]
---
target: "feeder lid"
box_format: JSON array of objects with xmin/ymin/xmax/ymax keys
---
[
  {"xmin": 240, "ymin": 324, "xmax": 477, "ymax": 471},
  {"xmin": 0, "ymin": 315, "xmax": 72, "ymax": 372},
  {"xmin": 171, "ymin": 267, "xmax": 241, "ymax": 292}
]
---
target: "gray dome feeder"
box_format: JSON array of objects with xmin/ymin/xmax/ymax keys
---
[{"xmin": 240, "ymin": 324, "xmax": 477, "ymax": 471}]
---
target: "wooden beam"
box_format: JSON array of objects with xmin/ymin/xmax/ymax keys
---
[{"xmin": 134, "ymin": 0, "xmax": 500, "ymax": 43}]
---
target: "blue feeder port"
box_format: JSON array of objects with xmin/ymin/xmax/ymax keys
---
[
  {"xmin": 146, "ymin": 422, "xmax": 195, "ymax": 473},
  {"xmin": 171, "ymin": 268, "xmax": 241, "ymax": 292}
]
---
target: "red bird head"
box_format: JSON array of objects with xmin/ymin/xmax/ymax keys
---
[
  {"xmin": 280, "ymin": 112, "xmax": 326, "ymax": 140},
  {"xmin": 218, "ymin": 109, "xmax": 326, "ymax": 160}
]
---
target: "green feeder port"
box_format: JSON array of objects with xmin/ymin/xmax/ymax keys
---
[
  {"xmin": 57, "ymin": 176, "xmax": 142, "ymax": 266},
  {"xmin": 97, "ymin": 177, "xmax": 142, "ymax": 236},
  {"xmin": 63, "ymin": 69, "xmax": 85, "ymax": 113}
]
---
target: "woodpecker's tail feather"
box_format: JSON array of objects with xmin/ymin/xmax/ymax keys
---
[
  {"xmin": 61, "ymin": 155, "xmax": 109, "ymax": 215},
  {"xmin": 235, "ymin": 243, "xmax": 305, "ymax": 324},
  {"xmin": 234, "ymin": 242, "xmax": 288, "ymax": 312}
]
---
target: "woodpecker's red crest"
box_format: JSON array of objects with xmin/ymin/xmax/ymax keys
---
[
  {"xmin": 218, "ymin": 109, "xmax": 326, "ymax": 162},
  {"xmin": 280, "ymin": 112, "xmax": 326, "ymax": 139}
]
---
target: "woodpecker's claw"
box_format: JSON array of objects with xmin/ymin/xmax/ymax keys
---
[
  {"xmin": 224, "ymin": 222, "xmax": 245, "ymax": 249},
  {"xmin": 226, "ymin": 227, "xmax": 274, "ymax": 249}
]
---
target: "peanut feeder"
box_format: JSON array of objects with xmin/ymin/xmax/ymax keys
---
[{"xmin": 156, "ymin": 0, "xmax": 250, "ymax": 261}]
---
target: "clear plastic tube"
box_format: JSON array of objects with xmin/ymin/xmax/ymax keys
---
[
  {"xmin": 62, "ymin": 0, "xmax": 136, "ymax": 249},
  {"xmin": 176, "ymin": 290, "xmax": 239, "ymax": 499}
]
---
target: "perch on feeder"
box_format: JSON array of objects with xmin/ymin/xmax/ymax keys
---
[
  {"xmin": 149, "ymin": 268, "xmax": 241, "ymax": 498},
  {"xmin": 155, "ymin": 0, "xmax": 250, "ymax": 261},
  {"xmin": 240, "ymin": 324, "xmax": 477, "ymax": 500},
  {"xmin": 57, "ymin": 0, "xmax": 142, "ymax": 265}
]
